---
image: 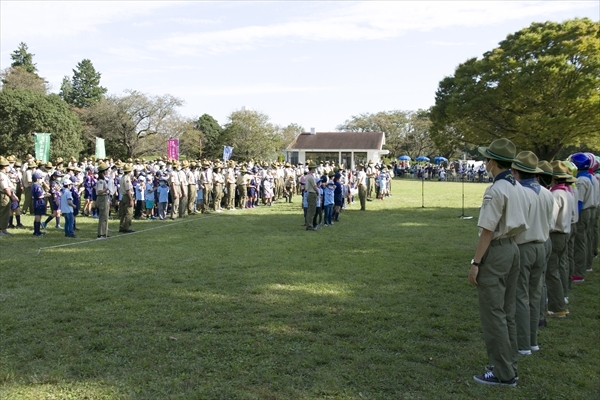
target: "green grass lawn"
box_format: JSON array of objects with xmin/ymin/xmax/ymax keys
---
[{"xmin": 1, "ymin": 179, "xmax": 598, "ymax": 399}]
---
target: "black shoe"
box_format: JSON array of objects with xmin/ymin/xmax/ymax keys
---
[
  {"xmin": 538, "ymin": 319, "xmax": 547, "ymax": 328},
  {"xmin": 124, "ymin": 230, "xmax": 135, "ymax": 233},
  {"xmin": 16, "ymin": 224, "xmax": 25, "ymax": 228},
  {"xmin": 475, "ymin": 370, "xmax": 517, "ymax": 386},
  {"xmin": 7, "ymin": 224, "xmax": 15, "ymax": 229},
  {"xmin": 119, "ymin": 229, "xmax": 127, "ymax": 233},
  {"xmin": 485, "ymin": 365, "xmax": 519, "ymax": 381}
]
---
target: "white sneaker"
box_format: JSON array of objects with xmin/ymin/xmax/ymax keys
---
[
  {"xmin": 531, "ymin": 345, "xmax": 540, "ymax": 352},
  {"xmin": 518, "ymin": 350, "xmax": 532, "ymax": 356},
  {"xmin": 564, "ymin": 297, "xmax": 569, "ymax": 305}
]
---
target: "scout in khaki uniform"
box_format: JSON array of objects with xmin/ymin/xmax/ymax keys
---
[
  {"xmin": 366, "ymin": 160, "xmax": 376, "ymax": 200},
  {"xmin": 95, "ymin": 162, "xmax": 110, "ymax": 238},
  {"xmin": 225, "ymin": 161, "xmax": 236, "ymax": 210},
  {"xmin": 177, "ymin": 161, "xmax": 188, "ymax": 218},
  {"xmin": 186, "ymin": 162, "xmax": 198, "ymax": 215},
  {"xmin": 0, "ymin": 157, "xmax": 19, "ymax": 236},
  {"xmin": 469, "ymin": 138, "xmax": 528, "ymax": 387},
  {"xmin": 199, "ymin": 161, "xmax": 213, "ymax": 213},
  {"xmin": 170, "ymin": 162, "xmax": 182, "ymax": 219},
  {"xmin": 356, "ymin": 164, "xmax": 367, "ymax": 211},
  {"xmin": 511, "ymin": 152, "xmax": 555, "ymax": 355},
  {"xmin": 22, "ymin": 159, "xmax": 35, "ymax": 215},
  {"xmin": 304, "ymin": 162, "xmax": 318, "ymax": 230},
  {"xmin": 236, "ymin": 167, "xmax": 248, "ymax": 209},
  {"xmin": 545, "ymin": 161, "xmax": 577, "ymax": 318},
  {"xmin": 118, "ymin": 163, "xmax": 135, "ymax": 233},
  {"xmin": 213, "ymin": 163, "xmax": 224, "ymax": 212}
]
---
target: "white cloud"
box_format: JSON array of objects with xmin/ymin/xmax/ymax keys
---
[
  {"xmin": 0, "ymin": 1, "xmax": 175, "ymax": 39},
  {"xmin": 149, "ymin": 1, "xmax": 596, "ymax": 55},
  {"xmin": 162, "ymin": 83, "xmax": 327, "ymax": 97}
]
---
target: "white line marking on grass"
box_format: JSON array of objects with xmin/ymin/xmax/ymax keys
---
[{"xmin": 36, "ymin": 214, "xmax": 218, "ymax": 254}]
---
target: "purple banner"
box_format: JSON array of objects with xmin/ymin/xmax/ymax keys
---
[{"xmin": 167, "ymin": 138, "xmax": 179, "ymax": 161}]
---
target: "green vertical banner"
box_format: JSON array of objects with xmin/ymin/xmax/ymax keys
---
[
  {"xmin": 34, "ymin": 133, "xmax": 51, "ymax": 162},
  {"xmin": 96, "ymin": 137, "xmax": 106, "ymax": 159}
]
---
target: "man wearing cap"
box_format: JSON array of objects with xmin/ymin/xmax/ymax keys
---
[
  {"xmin": 469, "ymin": 138, "xmax": 528, "ymax": 387},
  {"xmin": 305, "ymin": 162, "xmax": 318, "ymax": 230},
  {"xmin": 511, "ymin": 152, "xmax": 555, "ymax": 355},
  {"xmin": 118, "ymin": 164, "xmax": 135, "ymax": 233},
  {"xmin": 570, "ymin": 153, "xmax": 594, "ymax": 282},
  {"xmin": 356, "ymin": 164, "xmax": 367, "ymax": 211}
]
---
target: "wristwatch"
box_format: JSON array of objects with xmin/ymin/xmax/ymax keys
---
[{"xmin": 471, "ymin": 259, "xmax": 480, "ymax": 267}]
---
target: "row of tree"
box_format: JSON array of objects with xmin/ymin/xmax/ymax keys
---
[
  {"xmin": 1, "ymin": 18, "xmax": 598, "ymax": 162},
  {"xmin": 0, "ymin": 43, "xmax": 304, "ymax": 161}
]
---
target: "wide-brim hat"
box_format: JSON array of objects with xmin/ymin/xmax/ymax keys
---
[
  {"xmin": 551, "ymin": 161, "xmax": 577, "ymax": 183},
  {"xmin": 306, "ymin": 161, "xmax": 317, "ymax": 169},
  {"xmin": 511, "ymin": 151, "xmax": 543, "ymax": 174},
  {"xmin": 98, "ymin": 162, "xmax": 110, "ymax": 172},
  {"xmin": 478, "ymin": 138, "xmax": 516, "ymax": 162},
  {"xmin": 536, "ymin": 160, "xmax": 553, "ymax": 176},
  {"xmin": 0, "ymin": 157, "xmax": 9, "ymax": 167},
  {"xmin": 123, "ymin": 163, "xmax": 134, "ymax": 173}
]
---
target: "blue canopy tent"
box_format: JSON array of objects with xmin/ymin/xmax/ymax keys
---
[
  {"xmin": 434, "ymin": 156, "xmax": 448, "ymax": 164},
  {"xmin": 415, "ymin": 156, "xmax": 430, "ymax": 162},
  {"xmin": 398, "ymin": 155, "xmax": 411, "ymax": 161}
]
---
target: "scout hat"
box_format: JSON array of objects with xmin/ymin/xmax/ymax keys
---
[
  {"xmin": 98, "ymin": 162, "xmax": 110, "ymax": 172},
  {"xmin": 537, "ymin": 160, "xmax": 553, "ymax": 175},
  {"xmin": 0, "ymin": 157, "xmax": 9, "ymax": 167},
  {"xmin": 512, "ymin": 152, "xmax": 543, "ymax": 173},
  {"xmin": 6, "ymin": 155, "xmax": 16, "ymax": 162},
  {"xmin": 62, "ymin": 178, "xmax": 72, "ymax": 186},
  {"xmin": 307, "ymin": 161, "xmax": 317, "ymax": 169},
  {"xmin": 478, "ymin": 138, "xmax": 516, "ymax": 162},
  {"xmin": 123, "ymin": 163, "xmax": 133, "ymax": 173},
  {"xmin": 45, "ymin": 162, "xmax": 53, "ymax": 169},
  {"xmin": 551, "ymin": 161, "xmax": 577, "ymax": 183}
]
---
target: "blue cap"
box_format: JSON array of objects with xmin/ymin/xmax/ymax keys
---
[{"xmin": 571, "ymin": 153, "xmax": 591, "ymax": 170}]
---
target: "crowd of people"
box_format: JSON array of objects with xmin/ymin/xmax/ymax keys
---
[
  {"xmin": 467, "ymin": 140, "xmax": 599, "ymax": 388},
  {"xmin": 0, "ymin": 147, "xmax": 599, "ymax": 388},
  {"xmin": 0, "ymin": 156, "xmax": 398, "ymax": 238}
]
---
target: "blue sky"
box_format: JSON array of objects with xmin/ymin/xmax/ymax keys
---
[{"xmin": 1, "ymin": 1, "xmax": 598, "ymax": 132}]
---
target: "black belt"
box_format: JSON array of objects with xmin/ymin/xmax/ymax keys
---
[{"xmin": 490, "ymin": 237, "xmax": 515, "ymax": 247}]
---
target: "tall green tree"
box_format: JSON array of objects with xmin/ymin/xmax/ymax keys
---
[
  {"xmin": 430, "ymin": 18, "xmax": 600, "ymax": 160},
  {"xmin": 0, "ymin": 89, "xmax": 83, "ymax": 159},
  {"xmin": 10, "ymin": 42, "xmax": 37, "ymax": 74},
  {"xmin": 63, "ymin": 59, "xmax": 107, "ymax": 108},
  {"xmin": 194, "ymin": 114, "xmax": 223, "ymax": 159},
  {"xmin": 222, "ymin": 109, "xmax": 279, "ymax": 161}
]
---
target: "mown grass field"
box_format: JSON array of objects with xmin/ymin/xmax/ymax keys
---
[{"xmin": 1, "ymin": 179, "xmax": 598, "ymax": 399}]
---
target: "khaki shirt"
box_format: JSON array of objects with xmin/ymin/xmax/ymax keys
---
[
  {"xmin": 186, "ymin": 169, "xmax": 197, "ymax": 185},
  {"xmin": 171, "ymin": 169, "xmax": 181, "ymax": 185},
  {"xmin": 551, "ymin": 188, "xmax": 572, "ymax": 234},
  {"xmin": 356, "ymin": 170, "xmax": 366, "ymax": 186},
  {"xmin": 199, "ymin": 169, "xmax": 213, "ymax": 186},
  {"xmin": 305, "ymin": 173, "xmax": 318, "ymax": 194},
  {"xmin": 178, "ymin": 169, "xmax": 187, "ymax": 186},
  {"xmin": 515, "ymin": 184, "xmax": 555, "ymax": 244},
  {"xmin": 119, "ymin": 174, "xmax": 133, "ymax": 197},
  {"xmin": 477, "ymin": 178, "xmax": 529, "ymax": 240},
  {"xmin": 226, "ymin": 168, "xmax": 236, "ymax": 184},
  {"xmin": 0, "ymin": 171, "xmax": 10, "ymax": 194},
  {"xmin": 96, "ymin": 178, "xmax": 109, "ymax": 196}
]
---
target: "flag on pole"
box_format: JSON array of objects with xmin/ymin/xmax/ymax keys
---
[
  {"xmin": 34, "ymin": 133, "xmax": 51, "ymax": 162},
  {"xmin": 167, "ymin": 138, "xmax": 179, "ymax": 160},
  {"xmin": 95, "ymin": 137, "xmax": 106, "ymax": 159},
  {"xmin": 223, "ymin": 145, "xmax": 233, "ymax": 161}
]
